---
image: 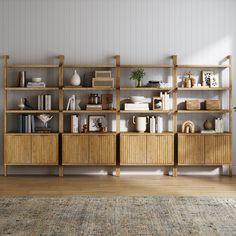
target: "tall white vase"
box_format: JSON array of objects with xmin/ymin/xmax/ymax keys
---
[{"xmin": 70, "ymin": 70, "xmax": 81, "ymax": 86}]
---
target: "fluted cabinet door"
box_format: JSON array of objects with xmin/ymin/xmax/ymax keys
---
[
  {"xmin": 89, "ymin": 135, "xmax": 116, "ymax": 165},
  {"xmin": 205, "ymin": 135, "xmax": 231, "ymax": 164},
  {"xmin": 62, "ymin": 135, "xmax": 89, "ymax": 164},
  {"xmin": 120, "ymin": 135, "xmax": 146, "ymax": 165},
  {"xmin": 147, "ymin": 135, "xmax": 174, "ymax": 165},
  {"xmin": 178, "ymin": 135, "xmax": 205, "ymax": 164},
  {"xmin": 4, "ymin": 135, "xmax": 31, "ymax": 164}
]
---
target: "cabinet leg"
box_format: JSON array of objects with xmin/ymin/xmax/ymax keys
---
[
  {"xmin": 229, "ymin": 164, "xmax": 232, "ymax": 177},
  {"xmin": 4, "ymin": 165, "xmax": 7, "ymax": 177},
  {"xmin": 59, "ymin": 165, "xmax": 64, "ymax": 177},
  {"xmin": 172, "ymin": 166, "xmax": 177, "ymax": 177},
  {"xmin": 116, "ymin": 167, "xmax": 120, "ymax": 177}
]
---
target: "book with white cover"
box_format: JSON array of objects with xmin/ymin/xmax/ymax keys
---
[
  {"xmin": 71, "ymin": 115, "xmax": 78, "ymax": 133},
  {"xmin": 125, "ymin": 103, "xmax": 149, "ymax": 110},
  {"xmin": 150, "ymin": 116, "xmax": 156, "ymax": 133},
  {"xmin": 156, "ymin": 116, "xmax": 163, "ymax": 133}
]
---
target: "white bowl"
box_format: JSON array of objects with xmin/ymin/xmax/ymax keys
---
[
  {"xmin": 129, "ymin": 96, "xmax": 146, "ymax": 104},
  {"xmin": 32, "ymin": 77, "xmax": 42, "ymax": 83}
]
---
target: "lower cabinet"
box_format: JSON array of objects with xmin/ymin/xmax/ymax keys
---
[
  {"xmin": 120, "ymin": 134, "xmax": 174, "ymax": 165},
  {"xmin": 178, "ymin": 134, "xmax": 231, "ymax": 165},
  {"xmin": 62, "ymin": 134, "xmax": 116, "ymax": 165},
  {"xmin": 4, "ymin": 134, "xmax": 58, "ymax": 165}
]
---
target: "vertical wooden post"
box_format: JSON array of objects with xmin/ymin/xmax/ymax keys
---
[
  {"xmin": 229, "ymin": 164, "xmax": 232, "ymax": 177},
  {"xmin": 115, "ymin": 55, "xmax": 121, "ymax": 177},
  {"xmin": 58, "ymin": 55, "xmax": 64, "ymax": 177},
  {"xmin": 4, "ymin": 165, "xmax": 8, "ymax": 177},
  {"xmin": 172, "ymin": 55, "xmax": 177, "ymax": 177}
]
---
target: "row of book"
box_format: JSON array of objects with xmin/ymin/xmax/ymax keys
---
[
  {"xmin": 38, "ymin": 95, "xmax": 52, "ymax": 110},
  {"xmin": 18, "ymin": 114, "xmax": 36, "ymax": 133},
  {"xmin": 149, "ymin": 116, "xmax": 164, "ymax": 133}
]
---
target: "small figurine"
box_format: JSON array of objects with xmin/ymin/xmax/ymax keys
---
[{"xmin": 185, "ymin": 72, "xmax": 195, "ymax": 88}]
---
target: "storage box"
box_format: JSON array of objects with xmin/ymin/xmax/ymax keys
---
[
  {"xmin": 95, "ymin": 71, "xmax": 112, "ymax": 78},
  {"xmin": 185, "ymin": 100, "xmax": 200, "ymax": 110},
  {"xmin": 205, "ymin": 100, "xmax": 221, "ymax": 110},
  {"xmin": 92, "ymin": 78, "xmax": 114, "ymax": 88}
]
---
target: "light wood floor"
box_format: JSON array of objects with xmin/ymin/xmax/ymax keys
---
[{"xmin": 0, "ymin": 176, "xmax": 236, "ymax": 197}]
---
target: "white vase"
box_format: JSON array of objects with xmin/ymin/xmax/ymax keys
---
[
  {"xmin": 132, "ymin": 116, "xmax": 149, "ymax": 133},
  {"xmin": 70, "ymin": 70, "xmax": 81, "ymax": 86}
]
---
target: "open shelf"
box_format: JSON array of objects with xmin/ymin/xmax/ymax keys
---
[
  {"xmin": 121, "ymin": 87, "xmax": 173, "ymax": 91},
  {"xmin": 176, "ymin": 64, "xmax": 230, "ymax": 68},
  {"xmin": 121, "ymin": 132, "xmax": 174, "ymax": 135},
  {"xmin": 6, "ymin": 110, "xmax": 59, "ymax": 114},
  {"xmin": 121, "ymin": 110, "xmax": 173, "ymax": 114},
  {"xmin": 64, "ymin": 64, "xmax": 116, "ymax": 68},
  {"xmin": 178, "ymin": 87, "xmax": 229, "ymax": 91},
  {"xmin": 63, "ymin": 110, "xmax": 116, "ymax": 114},
  {"xmin": 177, "ymin": 110, "xmax": 230, "ymax": 113},
  {"xmin": 8, "ymin": 64, "xmax": 59, "ymax": 68},
  {"xmin": 5, "ymin": 133, "xmax": 59, "ymax": 135},
  {"xmin": 120, "ymin": 64, "xmax": 173, "ymax": 68},
  {"xmin": 63, "ymin": 86, "xmax": 115, "ymax": 91},
  {"xmin": 63, "ymin": 132, "xmax": 116, "ymax": 136},
  {"xmin": 5, "ymin": 87, "xmax": 59, "ymax": 91}
]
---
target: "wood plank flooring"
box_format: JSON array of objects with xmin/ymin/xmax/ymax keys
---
[{"xmin": 0, "ymin": 176, "xmax": 236, "ymax": 197}]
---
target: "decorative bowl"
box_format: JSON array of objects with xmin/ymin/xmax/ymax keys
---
[
  {"xmin": 129, "ymin": 96, "xmax": 146, "ymax": 104},
  {"xmin": 32, "ymin": 77, "xmax": 42, "ymax": 83}
]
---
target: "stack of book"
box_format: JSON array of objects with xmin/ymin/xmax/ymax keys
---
[
  {"xmin": 38, "ymin": 95, "xmax": 52, "ymax": 110},
  {"xmin": 160, "ymin": 92, "xmax": 171, "ymax": 110},
  {"xmin": 18, "ymin": 114, "xmax": 35, "ymax": 133},
  {"xmin": 86, "ymin": 104, "xmax": 102, "ymax": 111},
  {"xmin": 124, "ymin": 103, "xmax": 149, "ymax": 111},
  {"xmin": 71, "ymin": 115, "xmax": 80, "ymax": 133},
  {"xmin": 27, "ymin": 82, "xmax": 46, "ymax": 88}
]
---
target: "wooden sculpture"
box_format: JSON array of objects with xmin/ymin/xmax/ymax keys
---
[{"xmin": 182, "ymin": 120, "xmax": 195, "ymax": 133}]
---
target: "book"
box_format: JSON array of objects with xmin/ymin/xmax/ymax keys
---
[
  {"xmin": 201, "ymin": 130, "xmax": 216, "ymax": 133},
  {"xmin": 124, "ymin": 103, "xmax": 149, "ymax": 110},
  {"xmin": 18, "ymin": 114, "xmax": 23, "ymax": 133},
  {"xmin": 31, "ymin": 115, "xmax": 35, "ymax": 133},
  {"xmin": 156, "ymin": 116, "xmax": 163, "ymax": 133},
  {"xmin": 101, "ymin": 94, "xmax": 113, "ymax": 110},
  {"xmin": 71, "ymin": 115, "xmax": 79, "ymax": 133},
  {"xmin": 27, "ymin": 82, "xmax": 46, "ymax": 88},
  {"xmin": 86, "ymin": 104, "xmax": 102, "ymax": 111},
  {"xmin": 28, "ymin": 115, "xmax": 31, "ymax": 133}
]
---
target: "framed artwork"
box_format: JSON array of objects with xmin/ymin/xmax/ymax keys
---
[
  {"xmin": 210, "ymin": 74, "xmax": 219, "ymax": 88},
  {"xmin": 153, "ymin": 96, "xmax": 163, "ymax": 110},
  {"xmin": 88, "ymin": 115, "xmax": 106, "ymax": 132},
  {"xmin": 202, "ymin": 71, "xmax": 213, "ymax": 87}
]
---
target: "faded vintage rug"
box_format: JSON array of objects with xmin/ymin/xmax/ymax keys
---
[{"xmin": 0, "ymin": 196, "xmax": 236, "ymax": 235}]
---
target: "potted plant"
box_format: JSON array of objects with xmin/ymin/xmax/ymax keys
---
[{"xmin": 129, "ymin": 68, "xmax": 145, "ymax": 87}]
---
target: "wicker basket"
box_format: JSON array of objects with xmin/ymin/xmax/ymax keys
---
[
  {"xmin": 205, "ymin": 100, "xmax": 221, "ymax": 110},
  {"xmin": 185, "ymin": 100, "xmax": 200, "ymax": 110}
]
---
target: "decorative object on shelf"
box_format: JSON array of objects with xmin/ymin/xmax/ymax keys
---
[
  {"xmin": 66, "ymin": 95, "xmax": 76, "ymax": 110},
  {"xmin": 132, "ymin": 116, "xmax": 149, "ymax": 133},
  {"xmin": 124, "ymin": 103, "xmax": 149, "ymax": 111},
  {"xmin": 18, "ymin": 71, "xmax": 26, "ymax": 87},
  {"xmin": 17, "ymin": 98, "xmax": 26, "ymax": 110},
  {"xmin": 75, "ymin": 95, "xmax": 81, "ymax": 110},
  {"xmin": 88, "ymin": 115, "xmax": 107, "ymax": 132},
  {"xmin": 185, "ymin": 100, "xmax": 200, "ymax": 110},
  {"xmin": 182, "ymin": 120, "xmax": 195, "ymax": 133},
  {"xmin": 32, "ymin": 77, "xmax": 42, "ymax": 83},
  {"xmin": 146, "ymin": 81, "xmax": 161, "ymax": 88},
  {"xmin": 215, "ymin": 118, "xmax": 224, "ymax": 133},
  {"xmin": 202, "ymin": 71, "xmax": 213, "ymax": 87},
  {"xmin": 101, "ymin": 94, "xmax": 113, "ymax": 110},
  {"xmin": 210, "ymin": 74, "xmax": 219, "ymax": 88},
  {"xmin": 129, "ymin": 68, "xmax": 145, "ymax": 87},
  {"xmin": 71, "ymin": 114, "xmax": 80, "ymax": 133},
  {"xmin": 95, "ymin": 71, "xmax": 112, "ymax": 78},
  {"xmin": 37, "ymin": 114, "xmax": 53, "ymax": 130},
  {"xmin": 160, "ymin": 92, "xmax": 171, "ymax": 110},
  {"xmin": 156, "ymin": 116, "xmax": 163, "ymax": 133},
  {"xmin": 129, "ymin": 96, "xmax": 146, "ymax": 104},
  {"xmin": 38, "ymin": 95, "xmax": 52, "ymax": 110},
  {"xmin": 185, "ymin": 72, "xmax": 195, "ymax": 88},
  {"xmin": 92, "ymin": 78, "xmax": 114, "ymax": 88},
  {"xmin": 89, "ymin": 93, "xmax": 100, "ymax": 105},
  {"xmin": 86, "ymin": 104, "xmax": 102, "ymax": 111},
  {"xmin": 203, "ymin": 120, "xmax": 214, "ymax": 130},
  {"xmin": 205, "ymin": 99, "xmax": 221, "ymax": 110},
  {"xmin": 149, "ymin": 116, "xmax": 156, "ymax": 133},
  {"xmin": 70, "ymin": 70, "xmax": 81, "ymax": 86},
  {"xmin": 153, "ymin": 97, "xmax": 163, "ymax": 110},
  {"xmin": 27, "ymin": 81, "xmax": 46, "ymax": 88},
  {"xmin": 82, "ymin": 118, "xmax": 88, "ymax": 133}
]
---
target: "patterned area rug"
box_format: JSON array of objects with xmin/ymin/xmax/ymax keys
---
[{"xmin": 0, "ymin": 196, "xmax": 236, "ymax": 236}]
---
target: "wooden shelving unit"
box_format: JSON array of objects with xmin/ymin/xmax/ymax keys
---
[
  {"xmin": 3, "ymin": 55, "xmax": 61, "ymax": 176},
  {"xmin": 176, "ymin": 55, "xmax": 232, "ymax": 176}
]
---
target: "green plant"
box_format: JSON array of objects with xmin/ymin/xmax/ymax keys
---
[{"xmin": 129, "ymin": 68, "xmax": 145, "ymax": 82}]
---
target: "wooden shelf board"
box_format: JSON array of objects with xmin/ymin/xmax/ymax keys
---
[
  {"xmin": 63, "ymin": 86, "xmax": 115, "ymax": 91},
  {"xmin": 121, "ymin": 87, "xmax": 173, "ymax": 91},
  {"xmin": 178, "ymin": 164, "xmax": 230, "ymax": 166},
  {"xmin": 120, "ymin": 132, "xmax": 174, "ymax": 136},
  {"xmin": 120, "ymin": 64, "xmax": 173, "ymax": 68},
  {"xmin": 177, "ymin": 110, "xmax": 229, "ymax": 113},
  {"xmin": 121, "ymin": 110, "xmax": 173, "ymax": 114},
  {"xmin": 178, "ymin": 132, "xmax": 231, "ymax": 136},
  {"xmin": 61, "ymin": 164, "xmax": 116, "ymax": 166},
  {"xmin": 178, "ymin": 87, "xmax": 229, "ymax": 91},
  {"xmin": 176, "ymin": 64, "xmax": 230, "ymax": 68},
  {"xmin": 6, "ymin": 110, "xmax": 59, "ymax": 113},
  {"xmin": 8, "ymin": 64, "xmax": 58, "ymax": 68},
  {"xmin": 64, "ymin": 64, "xmax": 115, "ymax": 68},
  {"xmin": 62, "ymin": 132, "xmax": 116, "ymax": 136},
  {"xmin": 63, "ymin": 110, "xmax": 116, "ymax": 114},
  {"xmin": 5, "ymin": 87, "xmax": 59, "ymax": 91},
  {"xmin": 5, "ymin": 133, "xmax": 59, "ymax": 136},
  {"xmin": 120, "ymin": 164, "xmax": 174, "ymax": 166},
  {"xmin": 4, "ymin": 164, "xmax": 59, "ymax": 166}
]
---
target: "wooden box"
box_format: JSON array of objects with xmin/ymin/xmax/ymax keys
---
[
  {"xmin": 205, "ymin": 100, "xmax": 221, "ymax": 110},
  {"xmin": 92, "ymin": 78, "xmax": 114, "ymax": 88},
  {"xmin": 185, "ymin": 100, "xmax": 200, "ymax": 110},
  {"xmin": 95, "ymin": 71, "xmax": 112, "ymax": 78}
]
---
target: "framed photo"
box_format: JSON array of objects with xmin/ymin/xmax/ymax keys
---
[
  {"xmin": 202, "ymin": 71, "xmax": 213, "ymax": 87},
  {"xmin": 88, "ymin": 115, "xmax": 106, "ymax": 132},
  {"xmin": 210, "ymin": 74, "xmax": 219, "ymax": 88},
  {"xmin": 153, "ymin": 96, "xmax": 163, "ymax": 110}
]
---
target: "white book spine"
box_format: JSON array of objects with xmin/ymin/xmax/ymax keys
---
[
  {"xmin": 28, "ymin": 115, "xmax": 31, "ymax": 133},
  {"xmin": 150, "ymin": 116, "xmax": 155, "ymax": 133},
  {"xmin": 38, "ymin": 95, "xmax": 41, "ymax": 110},
  {"xmin": 72, "ymin": 115, "xmax": 78, "ymax": 133},
  {"xmin": 40, "ymin": 95, "xmax": 44, "ymax": 110},
  {"xmin": 48, "ymin": 95, "xmax": 51, "ymax": 110}
]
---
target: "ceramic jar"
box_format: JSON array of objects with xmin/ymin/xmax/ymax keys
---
[{"xmin": 132, "ymin": 116, "xmax": 149, "ymax": 133}]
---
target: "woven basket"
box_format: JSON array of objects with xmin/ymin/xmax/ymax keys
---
[
  {"xmin": 185, "ymin": 100, "xmax": 200, "ymax": 110},
  {"xmin": 205, "ymin": 100, "xmax": 221, "ymax": 110}
]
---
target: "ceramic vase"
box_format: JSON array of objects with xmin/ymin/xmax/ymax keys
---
[{"xmin": 70, "ymin": 70, "xmax": 81, "ymax": 86}]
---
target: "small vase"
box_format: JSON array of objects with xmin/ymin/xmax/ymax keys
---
[
  {"xmin": 70, "ymin": 70, "xmax": 81, "ymax": 86},
  {"xmin": 136, "ymin": 80, "xmax": 143, "ymax": 88}
]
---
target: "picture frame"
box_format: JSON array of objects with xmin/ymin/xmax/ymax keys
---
[
  {"xmin": 88, "ymin": 115, "xmax": 106, "ymax": 132},
  {"xmin": 153, "ymin": 96, "xmax": 163, "ymax": 110},
  {"xmin": 202, "ymin": 71, "xmax": 213, "ymax": 87},
  {"xmin": 210, "ymin": 74, "xmax": 219, "ymax": 88}
]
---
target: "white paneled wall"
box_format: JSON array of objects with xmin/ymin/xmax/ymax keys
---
[{"xmin": 0, "ymin": 0, "xmax": 235, "ymax": 175}]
